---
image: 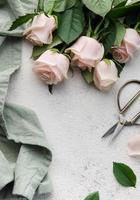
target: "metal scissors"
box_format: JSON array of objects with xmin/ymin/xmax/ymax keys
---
[{"xmin": 102, "ymin": 80, "xmax": 140, "ymax": 141}]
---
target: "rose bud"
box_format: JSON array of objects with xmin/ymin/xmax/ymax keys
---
[
  {"xmin": 112, "ymin": 28, "xmax": 140, "ymax": 63},
  {"xmin": 94, "ymin": 59, "xmax": 118, "ymax": 91},
  {"xmin": 33, "ymin": 50, "xmax": 69, "ymax": 85},
  {"xmin": 65, "ymin": 36, "xmax": 104, "ymax": 71},
  {"xmin": 24, "ymin": 13, "xmax": 57, "ymax": 46}
]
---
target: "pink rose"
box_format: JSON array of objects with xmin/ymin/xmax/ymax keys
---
[
  {"xmin": 65, "ymin": 36, "xmax": 104, "ymax": 71},
  {"xmin": 94, "ymin": 59, "xmax": 118, "ymax": 91},
  {"xmin": 33, "ymin": 50, "xmax": 69, "ymax": 85},
  {"xmin": 128, "ymin": 135, "xmax": 140, "ymax": 156},
  {"xmin": 24, "ymin": 13, "xmax": 57, "ymax": 46},
  {"xmin": 112, "ymin": 28, "xmax": 140, "ymax": 63}
]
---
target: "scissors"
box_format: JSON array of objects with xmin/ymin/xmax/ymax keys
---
[{"xmin": 102, "ymin": 80, "xmax": 140, "ymax": 141}]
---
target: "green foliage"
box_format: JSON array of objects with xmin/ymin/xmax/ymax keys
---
[
  {"xmin": 82, "ymin": 0, "xmax": 114, "ymax": 17},
  {"xmin": 113, "ymin": 162, "xmax": 137, "ymax": 187},
  {"xmin": 9, "ymin": 13, "xmax": 36, "ymax": 31},
  {"xmin": 114, "ymin": 21, "xmax": 126, "ymax": 46},
  {"xmin": 37, "ymin": 0, "xmax": 45, "ymax": 11},
  {"xmin": 127, "ymin": 0, "xmax": 140, "ymax": 5},
  {"xmin": 32, "ymin": 36, "xmax": 63, "ymax": 59},
  {"xmin": 84, "ymin": 192, "xmax": 100, "ymax": 200},
  {"xmin": 107, "ymin": 2, "xmax": 140, "ymax": 18},
  {"xmin": 48, "ymin": 85, "xmax": 53, "ymax": 94},
  {"xmin": 81, "ymin": 70, "xmax": 93, "ymax": 84},
  {"xmin": 113, "ymin": 60, "xmax": 125, "ymax": 76},
  {"xmin": 113, "ymin": 0, "xmax": 127, "ymax": 7},
  {"xmin": 100, "ymin": 19, "xmax": 125, "ymax": 54},
  {"xmin": 58, "ymin": 3, "xmax": 84, "ymax": 44},
  {"xmin": 101, "ymin": 20, "xmax": 116, "ymax": 54},
  {"xmin": 44, "ymin": 0, "xmax": 77, "ymax": 13}
]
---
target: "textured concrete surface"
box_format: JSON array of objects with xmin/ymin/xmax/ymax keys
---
[{"xmin": 6, "ymin": 41, "xmax": 140, "ymax": 200}]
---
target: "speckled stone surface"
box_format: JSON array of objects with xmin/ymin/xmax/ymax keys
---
[{"xmin": 5, "ymin": 41, "xmax": 140, "ymax": 200}]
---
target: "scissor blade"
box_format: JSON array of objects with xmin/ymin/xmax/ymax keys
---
[
  {"xmin": 110, "ymin": 122, "xmax": 124, "ymax": 142},
  {"xmin": 102, "ymin": 122, "xmax": 118, "ymax": 138}
]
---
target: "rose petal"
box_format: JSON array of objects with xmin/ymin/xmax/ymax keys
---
[
  {"xmin": 112, "ymin": 43, "xmax": 130, "ymax": 63},
  {"xmin": 128, "ymin": 135, "xmax": 140, "ymax": 156},
  {"xmin": 24, "ymin": 14, "xmax": 57, "ymax": 45},
  {"xmin": 94, "ymin": 60, "xmax": 118, "ymax": 91},
  {"xmin": 66, "ymin": 36, "xmax": 104, "ymax": 70},
  {"xmin": 124, "ymin": 28, "xmax": 140, "ymax": 50},
  {"xmin": 33, "ymin": 50, "xmax": 69, "ymax": 85}
]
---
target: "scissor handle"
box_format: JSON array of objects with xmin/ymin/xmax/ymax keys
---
[
  {"xmin": 131, "ymin": 112, "xmax": 140, "ymax": 125},
  {"xmin": 117, "ymin": 80, "xmax": 140, "ymax": 114}
]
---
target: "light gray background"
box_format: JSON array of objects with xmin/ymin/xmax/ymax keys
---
[{"xmin": 6, "ymin": 41, "xmax": 140, "ymax": 200}]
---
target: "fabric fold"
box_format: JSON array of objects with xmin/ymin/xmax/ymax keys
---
[
  {"xmin": 0, "ymin": 151, "xmax": 14, "ymax": 190},
  {"xmin": 0, "ymin": 0, "xmax": 52, "ymax": 199},
  {"xmin": 12, "ymin": 145, "xmax": 51, "ymax": 200}
]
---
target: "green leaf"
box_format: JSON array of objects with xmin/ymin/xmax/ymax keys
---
[
  {"xmin": 58, "ymin": 3, "xmax": 84, "ymax": 44},
  {"xmin": 101, "ymin": 21, "xmax": 116, "ymax": 54},
  {"xmin": 107, "ymin": 2, "xmax": 140, "ymax": 18},
  {"xmin": 9, "ymin": 13, "xmax": 36, "ymax": 31},
  {"xmin": 32, "ymin": 46, "xmax": 48, "ymax": 59},
  {"xmin": 37, "ymin": 0, "xmax": 44, "ymax": 11},
  {"xmin": 113, "ymin": 0, "xmax": 127, "ymax": 7},
  {"xmin": 113, "ymin": 59, "xmax": 125, "ymax": 76},
  {"xmin": 32, "ymin": 36, "xmax": 63, "ymax": 59},
  {"xmin": 48, "ymin": 85, "xmax": 53, "ymax": 94},
  {"xmin": 44, "ymin": 0, "xmax": 65, "ymax": 13},
  {"xmin": 44, "ymin": 0, "xmax": 76, "ymax": 13},
  {"xmin": 66, "ymin": 0, "xmax": 77, "ymax": 9},
  {"xmin": 125, "ymin": 12, "xmax": 140, "ymax": 26},
  {"xmin": 114, "ymin": 22, "xmax": 126, "ymax": 46},
  {"xmin": 48, "ymin": 36, "xmax": 63, "ymax": 48},
  {"xmin": 84, "ymin": 192, "xmax": 100, "ymax": 200},
  {"xmin": 113, "ymin": 162, "xmax": 137, "ymax": 187},
  {"xmin": 127, "ymin": 0, "xmax": 140, "ymax": 5},
  {"xmin": 82, "ymin": 0, "xmax": 113, "ymax": 17},
  {"xmin": 81, "ymin": 70, "xmax": 93, "ymax": 84}
]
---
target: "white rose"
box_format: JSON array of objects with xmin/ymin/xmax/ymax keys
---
[
  {"xmin": 33, "ymin": 50, "xmax": 69, "ymax": 85},
  {"xmin": 24, "ymin": 13, "xmax": 57, "ymax": 46},
  {"xmin": 112, "ymin": 28, "xmax": 140, "ymax": 63},
  {"xmin": 94, "ymin": 59, "xmax": 118, "ymax": 91},
  {"xmin": 66, "ymin": 36, "xmax": 104, "ymax": 71}
]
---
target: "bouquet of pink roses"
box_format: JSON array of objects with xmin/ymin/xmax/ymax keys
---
[{"xmin": 10, "ymin": 0, "xmax": 140, "ymax": 93}]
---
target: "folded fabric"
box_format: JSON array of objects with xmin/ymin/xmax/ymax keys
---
[
  {"xmin": 0, "ymin": 0, "xmax": 52, "ymax": 199},
  {"xmin": 128, "ymin": 135, "xmax": 140, "ymax": 156}
]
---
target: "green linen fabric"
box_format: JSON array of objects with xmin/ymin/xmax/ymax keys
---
[{"xmin": 0, "ymin": 0, "xmax": 52, "ymax": 199}]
